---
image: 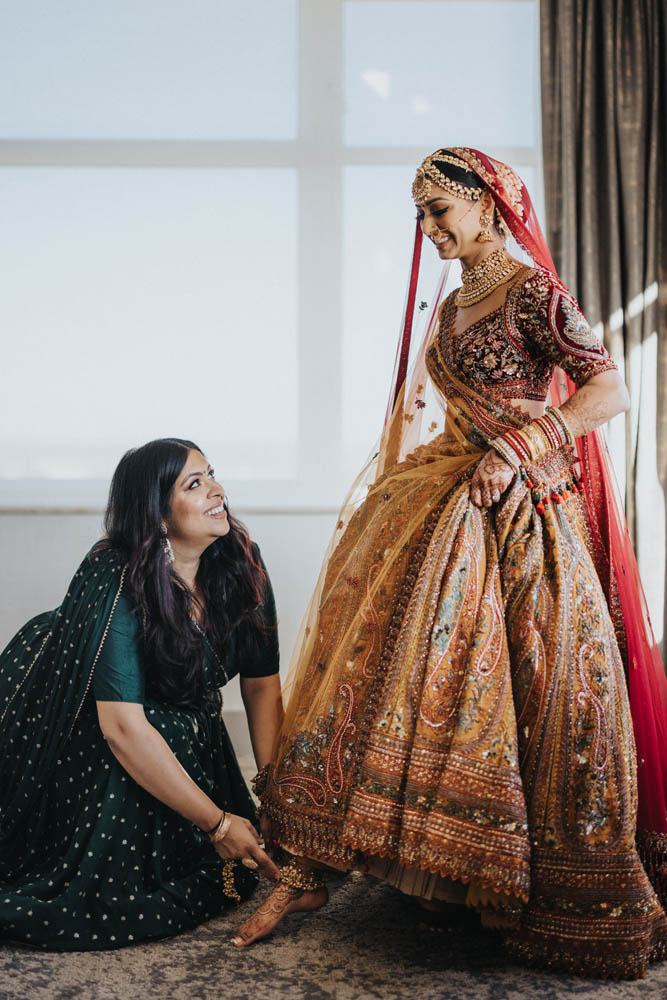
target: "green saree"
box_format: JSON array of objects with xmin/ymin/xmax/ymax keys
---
[{"xmin": 0, "ymin": 546, "xmax": 279, "ymax": 950}]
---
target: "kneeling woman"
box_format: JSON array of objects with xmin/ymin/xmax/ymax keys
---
[{"xmin": 0, "ymin": 438, "xmax": 281, "ymax": 950}]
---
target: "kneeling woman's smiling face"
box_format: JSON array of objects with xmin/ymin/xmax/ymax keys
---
[{"xmin": 165, "ymin": 448, "xmax": 231, "ymax": 550}]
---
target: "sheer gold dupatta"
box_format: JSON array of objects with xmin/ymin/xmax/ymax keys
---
[{"xmin": 274, "ymin": 247, "xmax": 459, "ymax": 749}]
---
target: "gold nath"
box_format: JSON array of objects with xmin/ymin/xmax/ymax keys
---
[
  {"xmin": 412, "ymin": 151, "xmax": 482, "ymax": 205},
  {"xmin": 455, "ymin": 248, "xmax": 522, "ymax": 307}
]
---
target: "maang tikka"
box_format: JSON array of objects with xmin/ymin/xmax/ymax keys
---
[{"xmin": 160, "ymin": 523, "xmax": 175, "ymax": 564}]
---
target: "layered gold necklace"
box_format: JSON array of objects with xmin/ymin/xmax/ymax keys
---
[{"xmin": 456, "ymin": 247, "xmax": 522, "ymax": 307}]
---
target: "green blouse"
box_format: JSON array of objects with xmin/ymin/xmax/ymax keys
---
[{"xmin": 93, "ymin": 560, "xmax": 280, "ymax": 704}]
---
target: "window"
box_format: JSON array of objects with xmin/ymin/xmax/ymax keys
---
[{"xmin": 0, "ymin": 0, "xmax": 542, "ymax": 510}]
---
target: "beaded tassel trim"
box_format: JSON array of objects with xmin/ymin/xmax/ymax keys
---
[{"xmin": 518, "ymin": 467, "xmax": 585, "ymax": 516}]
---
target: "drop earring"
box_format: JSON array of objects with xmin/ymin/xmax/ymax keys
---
[
  {"xmin": 160, "ymin": 523, "xmax": 175, "ymax": 564},
  {"xmin": 477, "ymin": 210, "xmax": 494, "ymax": 242}
]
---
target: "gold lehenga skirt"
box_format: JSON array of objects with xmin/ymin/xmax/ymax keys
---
[{"xmin": 262, "ymin": 396, "xmax": 667, "ymax": 978}]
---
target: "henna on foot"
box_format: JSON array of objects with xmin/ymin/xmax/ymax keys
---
[{"xmin": 230, "ymin": 882, "xmax": 328, "ymax": 947}]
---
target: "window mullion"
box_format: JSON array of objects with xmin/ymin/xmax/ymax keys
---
[{"xmin": 296, "ymin": 0, "xmax": 344, "ymax": 504}]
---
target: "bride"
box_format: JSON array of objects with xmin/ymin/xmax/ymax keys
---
[{"xmin": 233, "ymin": 148, "xmax": 667, "ymax": 980}]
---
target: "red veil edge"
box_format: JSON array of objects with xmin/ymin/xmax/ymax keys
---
[{"xmin": 392, "ymin": 147, "xmax": 667, "ymax": 901}]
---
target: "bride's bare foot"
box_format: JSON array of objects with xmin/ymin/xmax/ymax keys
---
[{"xmin": 230, "ymin": 882, "xmax": 328, "ymax": 947}]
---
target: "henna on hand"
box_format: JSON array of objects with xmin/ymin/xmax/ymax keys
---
[{"xmin": 471, "ymin": 449, "xmax": 515, "ymax": 508}]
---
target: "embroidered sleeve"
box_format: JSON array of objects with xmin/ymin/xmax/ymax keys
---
[{"xmin": 517, "ymin": 269, "xmax": 618, "ymax": 387}]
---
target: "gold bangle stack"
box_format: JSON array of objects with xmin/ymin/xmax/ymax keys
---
[{"xmin": 491, "ymin": 407, "xmax": 575, "ymax": 472}]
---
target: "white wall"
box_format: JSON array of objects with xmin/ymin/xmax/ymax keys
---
[{"xmin": 0, "ymin": 511, "xmax": 337, "ymax": 714}]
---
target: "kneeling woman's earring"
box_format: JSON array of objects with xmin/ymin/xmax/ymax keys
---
[
  {"xmin": 160, "ymin": 523, "xmax": 175, "ymax": 564},
  {"xmin": 477, "ymin": 211, "xmax": 494, "ymax": 242}
]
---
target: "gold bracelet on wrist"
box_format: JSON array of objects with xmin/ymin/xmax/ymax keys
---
[
  {"xmin": 208, "ymin": 810, "xmax": 233, "ymax": 845},
  {"xmin": 205, "ymin": 811, "xmax": 224, "ymax": 836}
]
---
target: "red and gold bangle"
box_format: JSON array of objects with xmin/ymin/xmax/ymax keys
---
[
  {"xmin": 534, "ymin": 414, "xmax": 561, "ymax": 451},
  {"xmin": 490, "ymin": 436, "xmax": 522, "ymax": 473},
  {"xmin": 504, "ymin": 428, "xmax": 532, "ymax": 465},
  {"xmin": 492, "ymin": 411, "xmax": 568, "ymax": 471},
  {"xmin": 546, "ymin": 405, "xmax": 575, "ymax": 446}
]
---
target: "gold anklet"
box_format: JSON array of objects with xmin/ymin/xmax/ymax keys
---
[{"xmin": 279, "ymin": 858, "xmax": 325, "ymax": 893}]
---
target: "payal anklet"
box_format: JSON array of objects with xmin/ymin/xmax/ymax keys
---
[{"xmin": 279, "ymin": 857, "xmax": 325, "ymax": 893}]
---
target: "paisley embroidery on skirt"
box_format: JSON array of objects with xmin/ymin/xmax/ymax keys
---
[
  {"xmin": 419, "ymin": 531, "xmax": 480, "ymax": 730},
  {"xmin": 274, "ymin": 772, "xmax": 328, "ymax": 808},
  {"xmin": 576, "ymin": 643, "xmax": 609, "ymax": 773},
  {"xmin": 473, "ymin": 565, "xmax": 504, "ymax": 679},
  {"xmin": 276, "ymin": 683, "xmax": 357, "ymax": 805},
  {"xmin": 325, "ymin": 683, "xmax": 356, "ymax": 794}
]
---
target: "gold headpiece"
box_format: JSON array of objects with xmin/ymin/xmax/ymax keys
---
[
  {"xmin": 411, "ymin": 151, "xmax": 482, "ymax": 205},
  {"xmin": 447, "ymin": 147, "xmax": 526, "ymax": 220}
]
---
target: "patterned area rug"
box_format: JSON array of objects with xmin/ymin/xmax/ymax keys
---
[{"xmin": 1, "ymin": 872, "xmax": 666, "ymax": 1000}]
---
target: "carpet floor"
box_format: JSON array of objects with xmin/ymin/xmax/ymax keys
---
[{"xmin": 2, "ymin": 871, "xmax": 666, "ymax": 1000}]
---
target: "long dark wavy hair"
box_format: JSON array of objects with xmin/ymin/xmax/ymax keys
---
[{"xmin": 100, "ymin": 438, "xmax": 267, "ymax": 706}]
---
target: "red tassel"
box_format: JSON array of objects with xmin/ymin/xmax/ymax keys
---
[
  {"xmin": 525, "ymin": 477, "xmax": 534, "ymax": 489},
  {"xmin": 536, "ymin": 501, "xmax": 545, "ymax": 516}
]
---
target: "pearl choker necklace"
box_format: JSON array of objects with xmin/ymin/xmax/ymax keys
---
[{"xmin": 455, "ymin": 248, "xmax": 522, "ymax": 307}]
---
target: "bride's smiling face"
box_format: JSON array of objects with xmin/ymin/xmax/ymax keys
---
[{"xmin": 416, "ymin": 185, "xmax": 493, "ymax": 260}]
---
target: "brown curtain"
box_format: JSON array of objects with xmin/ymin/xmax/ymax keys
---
[{"xmin": 540, "ymin": 0, "xmax": 667, "ymax": 645}]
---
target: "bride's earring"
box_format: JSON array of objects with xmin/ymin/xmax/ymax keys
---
[
  {"xmin": 477, "ymin": 210, "xmax": 494, "ymax": 242},
  {"xmin": 160, "ymin": 523, "xmax": 175, "ymax": 564}
]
